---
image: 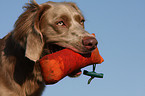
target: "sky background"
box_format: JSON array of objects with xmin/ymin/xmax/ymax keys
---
[{"xmin": 0, "ymin": 0, "xmax": 145, "ymax": 96}]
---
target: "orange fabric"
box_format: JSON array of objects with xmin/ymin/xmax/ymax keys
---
[{"xmin": 39, "ymin": 47, "xmax": 104, "ymax": 85}]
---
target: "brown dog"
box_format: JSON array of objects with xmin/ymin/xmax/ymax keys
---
[{"xmin": 0, "ymin": 0, "xmax": 97, "ymax": 96}]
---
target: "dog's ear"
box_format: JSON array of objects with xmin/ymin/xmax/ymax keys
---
[
  {"xmin": 25, "ymin": 32, "xmax": 44, "ymax": 62},
  {"xmin": 25, "ymin": 4, "xmax": 51, "ymax": 62},
  {"xmin": 12, "ymin": 1, "xmax": 51, "ymax": 62}
]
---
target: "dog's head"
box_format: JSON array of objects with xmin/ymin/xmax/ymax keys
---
[{"xmin": 12, "ymin": 0, "xmax": 98, "ymax": 63}]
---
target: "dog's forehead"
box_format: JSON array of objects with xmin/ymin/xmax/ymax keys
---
[{"xmin": 46, "ymin": 2, "xmax": 82, "ymax": 16}]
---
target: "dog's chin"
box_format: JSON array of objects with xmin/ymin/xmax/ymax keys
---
[{"xmin": 42, "ymin": 43, "xmax": 91, "ymax": 77}]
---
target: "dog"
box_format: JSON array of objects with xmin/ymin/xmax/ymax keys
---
[{"xmin": 0, "ymin": 0, "xmax": 98, "ymax": 96}]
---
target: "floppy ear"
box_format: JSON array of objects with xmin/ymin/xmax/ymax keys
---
[
  {"xmin": 25, "ymin": 31, "xmax": 44, "ymax": 62},
  {"xmin": 12, "ymin": 1, "xmax": 51, "ymax": 62},
  {"xmin": 25, "ymin": 4, "xmax": 51, "ymax": 62}
]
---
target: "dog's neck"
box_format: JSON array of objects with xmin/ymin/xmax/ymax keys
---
[{"xmin": 1, "ymin": 33, "xmax": 45, "ymax": 96}]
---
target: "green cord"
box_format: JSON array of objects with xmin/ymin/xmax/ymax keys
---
[
  {"xmin": 83, "ymin": 64, "xmax": 104, "ymax": 84},
  {"xmin": 88, "ymin": 64, "xmax": 96, "ymax": 84}
]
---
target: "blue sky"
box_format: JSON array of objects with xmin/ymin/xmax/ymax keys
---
[{"xmin": 0, "ymin": 0, "xmax": 145, "ymax": 96}]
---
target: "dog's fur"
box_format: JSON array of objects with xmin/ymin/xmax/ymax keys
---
[{"xmin": 0, "ymin": 0, "xmax": 96, "ymax": 96}]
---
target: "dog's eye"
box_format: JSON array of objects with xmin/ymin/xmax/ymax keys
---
[
  {"xmin": 57, "ymin": 21, "xmax": 65, "ymax": 26},
  {"xmin": 80, "ymin": 20, "xmax": 85, "ymax": 25}
]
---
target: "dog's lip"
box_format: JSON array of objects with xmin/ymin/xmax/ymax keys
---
[{"xmin": 54, "ymin": 43, "xmax": 93, "ymax": 54}]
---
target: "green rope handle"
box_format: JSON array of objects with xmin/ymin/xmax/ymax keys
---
[{"xmin": 83, "ymin": 64, "xmax": 104, "ymax": 84}]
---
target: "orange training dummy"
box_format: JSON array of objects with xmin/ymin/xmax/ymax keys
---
[{"xmin": 39, "ymin": 47, "xmax": 104, "ymax": 85}]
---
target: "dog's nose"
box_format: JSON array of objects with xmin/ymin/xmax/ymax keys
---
[{"xmin": 82, "ymin": 37, "xmax": 98, "ymax": 51}]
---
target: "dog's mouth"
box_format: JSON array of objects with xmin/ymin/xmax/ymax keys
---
[
  {"xmin": 48, "ymin": 44, "xmax": 65, "ymax": 54},
  {"xmin": 41, "ymin": 43, "xmax": 83, "ymax": 77},
  {"xmin": 41, "ymin": 43, "xmax": 65, "ymax": 56}
]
